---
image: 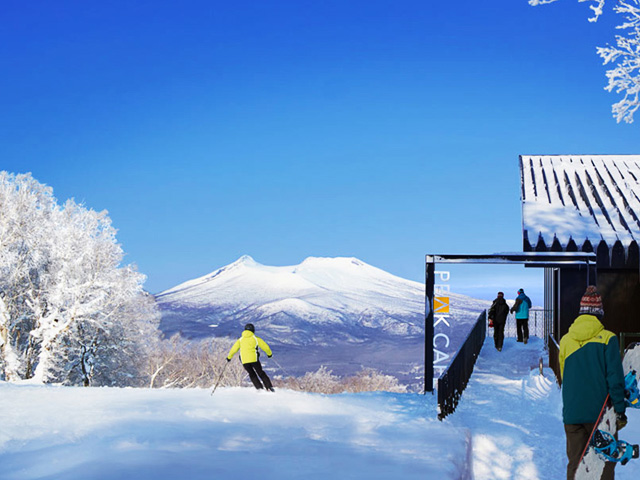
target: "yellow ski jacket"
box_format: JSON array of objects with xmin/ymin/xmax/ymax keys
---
[{"xmin": 227, "ymin": 330, "xmax": 272, "ymax": 364}]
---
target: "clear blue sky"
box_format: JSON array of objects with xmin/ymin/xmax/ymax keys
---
[{"xmin": 1, "ymin": 1, "xmax": 636, "ymax": 302}]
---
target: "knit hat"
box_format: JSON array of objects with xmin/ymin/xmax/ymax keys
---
[{"xmin": 579, "ymin": 285, "xmax": 604, "ymax": 316}]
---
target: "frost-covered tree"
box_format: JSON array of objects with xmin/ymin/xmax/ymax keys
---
[
  {"xmin": 0, "ymin": 171, "xmax": 160, "ymax": 386},
  {"xmin": 146, "ymin": 335, "xmax": 246, "ymax": 389},
  {"xmin": 344, "ymin": 368, "xmax": 407, "ymax": 393},
  {"xmin": 530, "ymin": 0, "xmax": 640, "ymax": 123},
  {"xmin": 0, "ymin": 172, "xmax": 56, "ymax": 380},
  {"xmin": 275, "ymin": 367, "xmax": 406, "ymax": 393}
]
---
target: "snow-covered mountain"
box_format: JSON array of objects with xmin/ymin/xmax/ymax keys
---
[{"xmin": 156, "ymin": 256, "xmax": 490, "ymax": 385}]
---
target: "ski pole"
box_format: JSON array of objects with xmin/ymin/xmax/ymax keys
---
[
  {"xmin": 271, "ymin": 357, "xmax": 292, "ymax": 377},
  {"xmin": 270, "ymin": 357, "xmax": 303, "ymax": 390},
  {"xmin": 211, "ymin": 360, "xmax": 229, "ymax": 396}
]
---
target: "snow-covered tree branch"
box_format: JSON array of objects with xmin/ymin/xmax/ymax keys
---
[
  {"xmin": 0, "ymin": 172, "xmax": 161, "ymax": 386},
  {"xmin": 529, "ymin": 0, "xmax": 606, "ymax": 21},
  {"xmin": 530, "ymin": 0, "xmax": 640, "ymax": 123}
]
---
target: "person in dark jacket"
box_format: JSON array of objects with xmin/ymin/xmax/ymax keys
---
[
  {"xmin": 510, "ymin": 288, "xmax": 532, "ymax": 344},
  {"xmin": 559, "ymin": 286, "xmax": 627, "ymax": 480},
  {"xmin": 227, "ymin": 323, "xmax": 275, "ymax": 392},
  {"xmin": 488, "ymin": 291, "xmax": 509, "ymax": 351}
]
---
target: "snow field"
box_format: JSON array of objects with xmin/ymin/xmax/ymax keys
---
[
  {"xmin": 0, "ymin": 383, "xmax": 469, "ymax": 480},
  {"xmin": 2, "ymin": 336, "xmax": 640, "ymax": 479}
]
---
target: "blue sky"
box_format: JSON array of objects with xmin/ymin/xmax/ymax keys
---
[{"xmin": 1, "ymin": 1, "xmax": 637, "ymax": 302}]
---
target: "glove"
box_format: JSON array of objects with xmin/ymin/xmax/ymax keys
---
[
  {"xmin": 616, "ymin": 412, "xmax": 628, "ymax": 430},
  {"xmin": 488, "ymin": 319, "xmax": 494, "ymax": 328},
  {"xmin": 267, "ymin": 354, "xmax": 272, "ymax": 358},
  {"xmin": 226, "ymin": 357, "xmax": 231, "ymax": 362}
]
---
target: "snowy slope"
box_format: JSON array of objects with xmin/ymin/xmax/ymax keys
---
[
  {"xmin": 0, "ymin": 383, "xmax": 470, "ymax": 480},
  {"xmin": 3, "ymin": 337, "xmax": 639, "ymax": 479},
  {"xmin": 155, "ymin": 256, "xmax": 490, "ymax": 385}
]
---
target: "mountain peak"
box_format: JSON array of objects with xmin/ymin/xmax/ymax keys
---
[{"xmin": 231, "ymin": 255, "xmax": 258, "ymax": 267}]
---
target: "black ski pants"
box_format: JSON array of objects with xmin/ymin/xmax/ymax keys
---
[
  {"xmin": 243, "ymin": 361, "xmax": 273, "ymax": 390},
  {"xmin": 516, "ymin": 317, "xmax": 529, "ymax": 342},
  {"xmin": 493, "ymin": 320, "xmax": 505, "ymax": 350},
  {"xmin": 565, "ymin": 423, "xmax": 615, "ymax": 480}
]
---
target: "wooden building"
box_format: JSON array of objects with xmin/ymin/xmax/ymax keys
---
[{"xmin": 520, "ymin": 154, "xmax": 640, "ymax": 346}]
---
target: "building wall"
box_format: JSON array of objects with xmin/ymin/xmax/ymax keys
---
[
  {"xmin": 558, "ymin": 268, "xmax": 590, "ymax": 338},
  {"xmin": 557, "ymin": 267, "xmax": 640, "ymax": 350},
  {"xmin": 597, "ymin": 269, "xmax": 640, "ymax": 349}
]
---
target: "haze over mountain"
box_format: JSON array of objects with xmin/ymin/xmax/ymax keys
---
[{"xmin": 156, "ymin": 256, "xmax": 490, "ymax": 388}]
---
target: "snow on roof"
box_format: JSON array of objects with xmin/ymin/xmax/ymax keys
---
[{"xmin": 520, "ymin": 155, "xmax": 640, "ymax": 252}]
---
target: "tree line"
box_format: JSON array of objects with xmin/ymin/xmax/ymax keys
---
[{"xmin": 147, "ymin": 335, "xmax": 407, "ymax": 393}]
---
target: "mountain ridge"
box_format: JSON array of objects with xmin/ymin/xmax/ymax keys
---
[{"xmin": 156, "ymin": 255, "xmax": 490, "ymax": 387}]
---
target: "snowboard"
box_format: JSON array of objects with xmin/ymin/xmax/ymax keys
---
[{"xmin": 575, "ymin": 342, "xmax": 640, "ymax": 479}]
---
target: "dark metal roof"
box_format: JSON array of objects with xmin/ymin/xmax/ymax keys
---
[{"xmin": 520, "ymin": 155, "xmax": 640, "ymax": 267}]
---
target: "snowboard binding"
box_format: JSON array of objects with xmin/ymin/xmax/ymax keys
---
[
  {"xmin": 625, "ymin": 370, "xmax": 640, "ymax": 409},
  {"xmin": 592, "ymin": 429, "xmax": 640, "ymax": 466}
]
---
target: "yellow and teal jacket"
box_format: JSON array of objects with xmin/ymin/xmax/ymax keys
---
[
  {"xmin": 227, "ymin": 330, "xmax": 272, "ymax": 364},
  {"xmin": 559, "ymin": 314, "xmax": 626, "ymax": 424}
]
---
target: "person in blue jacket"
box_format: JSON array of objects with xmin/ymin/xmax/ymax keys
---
[{"xmin": 510, "ymin": 288, "xmax": 532, "ymax": 344}]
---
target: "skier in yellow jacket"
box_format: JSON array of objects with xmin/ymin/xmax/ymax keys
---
[{"xmin": 227, "ymin": 323, "xmax": 275, "ymax": 391}]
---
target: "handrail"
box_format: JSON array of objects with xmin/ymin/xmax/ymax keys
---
[
  {"xmin": 437, "ymin": 310, "xmax": 486, "ymax": 420},
  {"xmin": 486, "ymin": 309, "xmax": 553, "ymax": 349}
]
